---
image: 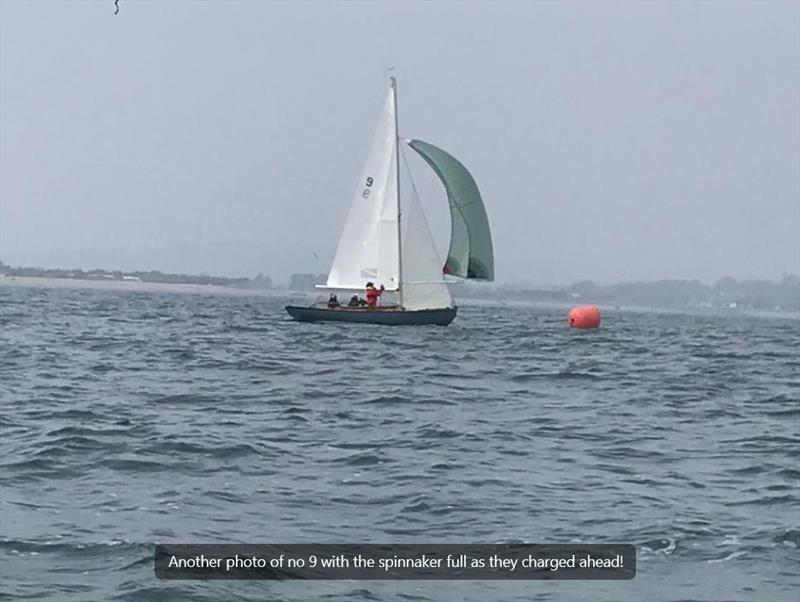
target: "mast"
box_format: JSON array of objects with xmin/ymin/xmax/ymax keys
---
[{"xmin": 391, "ymin": 75, "xmax": 403, "ymax": 308}]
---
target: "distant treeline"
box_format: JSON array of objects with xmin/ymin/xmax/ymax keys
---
[
  {"xmin": 0, "ymin": 261, "xmax": 273, "ymax": 290},
  {"xmin": 2, "ymin": 260, "xmax": 797, "ymax": 311},
  {"xmin": 463, "ymin": 275, "xmax": 800, "ymax": 311}
]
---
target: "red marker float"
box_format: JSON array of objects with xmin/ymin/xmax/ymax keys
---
[{"xmin": 568, "ymin": 305, "xmax": 601, "ymax": 329}]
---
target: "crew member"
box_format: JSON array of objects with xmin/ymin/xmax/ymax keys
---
[{"xmin": 365, "ymin": 282, "xmax": 384, "ymax": 307}]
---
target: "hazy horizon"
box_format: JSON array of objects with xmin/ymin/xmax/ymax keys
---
[{"xmin": 2, "ymin": 1, "xmax": 798, "ymax": 287}]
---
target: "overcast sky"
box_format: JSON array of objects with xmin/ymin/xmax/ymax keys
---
[{"xmin": 1, "ymin": 0, "xmax": 798, "ymax": 285}]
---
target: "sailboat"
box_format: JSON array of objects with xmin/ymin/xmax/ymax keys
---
[{"xmin": 285, "ymin": 77, "xmax": 493, "ymax": 326}]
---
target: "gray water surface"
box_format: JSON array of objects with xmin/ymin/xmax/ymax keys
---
[{"xmin": 1, "ymin": 285, "xmax": 798, "ymax": 601}]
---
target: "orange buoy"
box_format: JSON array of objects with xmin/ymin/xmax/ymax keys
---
[{"xmin": 568, "ymin": 305, "xmax": 601, "ymax": 329}]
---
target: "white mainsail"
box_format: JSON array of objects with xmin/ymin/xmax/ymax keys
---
[{"xmin": 325, "ymin": 86, "xmax": 399, "ymax": 291}]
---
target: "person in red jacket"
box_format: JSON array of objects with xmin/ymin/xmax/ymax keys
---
[{"xmin": 365, "ymin": 282, "xmax": 384, "ymax": 306}]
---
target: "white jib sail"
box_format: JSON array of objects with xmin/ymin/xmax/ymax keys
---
[
  {"xmin": 400, "ymin": 145, "xmax": 454, "ymax": 310},
  {"xmin": 325, "ymin": 86, "xmax": 399, "ymax": 291}
]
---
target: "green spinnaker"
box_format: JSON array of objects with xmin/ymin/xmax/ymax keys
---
[{"xmin": 407, "ymin": 139, "xmax": 494, "ymax": 280}]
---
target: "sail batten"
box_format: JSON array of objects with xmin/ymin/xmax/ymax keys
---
[{"xmin": 406, "ymin": 139, "xmax": 494, "ymax": 281}]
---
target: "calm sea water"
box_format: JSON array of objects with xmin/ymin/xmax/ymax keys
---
[{"xmin": 1, "ymin": 284, "xmax": 798, "ymax": 602}]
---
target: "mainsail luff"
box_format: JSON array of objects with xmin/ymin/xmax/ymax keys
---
[{"xmin": 391, "ymin": 76, "xmax": 403, "ymax": 308}]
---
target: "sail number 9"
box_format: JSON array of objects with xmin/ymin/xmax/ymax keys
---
[{"xmin": 362, "ymin": 176, "xmax": 374, "ymax": 198}]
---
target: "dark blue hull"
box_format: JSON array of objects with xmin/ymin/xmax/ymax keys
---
[{"xmin": 285, "ymin": 305, "xmax": 457, "ymax": 326}]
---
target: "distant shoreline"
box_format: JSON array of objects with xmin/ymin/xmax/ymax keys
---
[
  {"xmin": 3, "ymin": 275, "xmax": 797, "ymax": 321},
  {"xmin": 0, "ymin": 275, "xmax": 274, "ymax": 297},
  {"xmin": 2, "ymin": 261, "xmax": 798, "ymax": 313}
]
